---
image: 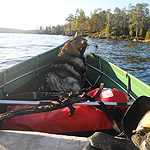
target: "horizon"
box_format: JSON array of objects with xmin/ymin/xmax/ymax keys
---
[{"xmin": 0, "ymin": 0, "xmax": 149, "ymax": 30}]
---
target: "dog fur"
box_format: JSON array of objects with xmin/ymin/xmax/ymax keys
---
[{"xmin": 36, "ymin": 34, "xmax": 97, "ymax": 93}]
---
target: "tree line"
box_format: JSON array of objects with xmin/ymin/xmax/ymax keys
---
[{"xmin": 36, "ymin": 3, "xmax": 150, "ymax": 39}]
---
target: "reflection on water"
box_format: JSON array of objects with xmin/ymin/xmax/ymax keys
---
[
  {"xmin": 0, "ymin": 33, "xmax": 70, "ymax": 71},
  {"xmin": 0, "ymin": 33, "xmax": 150, "ymax": 85}
]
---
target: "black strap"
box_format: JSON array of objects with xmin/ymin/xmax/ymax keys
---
[
  {"xmin": 85, "ymin": 94, "xmax": 121, "ymax": 133},
  {"xmin": 94, "ymin": 101, "xmax": 121, "ymax": 134},
  {"xmin": 84, "ymin": 84, "xmax": 121, "ymax": 134},
  {"xmin": 93, "ymin": 83, "xmax": 104, "ymax": 99}
]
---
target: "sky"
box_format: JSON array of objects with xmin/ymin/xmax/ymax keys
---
[{"xmin": 0, "ymin": 0, "xmax": 149, "ymax": 30}]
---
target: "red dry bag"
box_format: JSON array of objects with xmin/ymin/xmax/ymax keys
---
[{"xmin": 2, "ymin": 88, "xmax": 128, "ymax": 134}]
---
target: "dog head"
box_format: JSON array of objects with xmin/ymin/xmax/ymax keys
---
[
  {"xmin": 58, "ymin": 34, "xmax": 98, "ymax": 58},
  {"xmin": 58, "ymin": 34, "xmax": 88, "ymax": 58}
]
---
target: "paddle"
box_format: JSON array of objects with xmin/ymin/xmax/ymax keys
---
[
  {"xmin": 0, "ymin": 99, "xmax": 132, "ymax": 106},
  {"xmin": 0, "ymin": 92, "xmax": 132, "ymax": 134}
]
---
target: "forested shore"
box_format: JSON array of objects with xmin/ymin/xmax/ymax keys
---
[
  {"xmin": 1, "ymin": 3, "xmax": 150, "ymax": 42},
  {"xmin": 36, "ymin": 3, "xmax": 150, "ymax": 41}
]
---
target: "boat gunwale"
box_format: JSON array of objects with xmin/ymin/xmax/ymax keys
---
[
  {"xmin": 0, "ymin": 45, "xmax": 63, "ymax": 88},
  {"xmin": 0, "ymin": 46, "xmax": 149, "ymax": 102},
  {"xmin": 86, "ymin": 53, "xmax": 150, "ymax": 101},
  {"xmin": 0, "ymin": 62, "xmax": 52, "ymax": 89},
  {"xmin": 86, "ymin": 62, "xmax": 136, "ymax": 101}
]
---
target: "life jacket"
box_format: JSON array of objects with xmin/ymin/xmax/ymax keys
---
[{"xmin": 2, "ymin": 88, "xmax": 128, "ymax": 134}]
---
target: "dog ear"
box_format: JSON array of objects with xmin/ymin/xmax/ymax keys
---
[
  {"xmin": 74, "ymin": 32, "xmax": 79, "ymax": 37},
  {"xmin": 77, "ymin": 40, "xmax": 87, "ymax": 55}
]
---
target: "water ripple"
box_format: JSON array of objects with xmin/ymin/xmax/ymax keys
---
[
  {"xmin": 0, "ymin": 33, "xmax": 150, "ymax": 85},
  {"xmin": 88, "ymin": 38, "xmax": 150, "ymax": 85}
]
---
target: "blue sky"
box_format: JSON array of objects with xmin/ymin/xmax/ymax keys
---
[{"xmin": 0, "ymin": 0, "xmax": 149, "ymax": 30}]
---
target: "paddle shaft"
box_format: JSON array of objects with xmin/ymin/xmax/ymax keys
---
[{"xmin": 0, "ymin": 100, "xmax": 132, "ymax": 106}]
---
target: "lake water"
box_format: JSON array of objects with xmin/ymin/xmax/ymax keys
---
[{"xmin": 0, "ymin": 33, "xmax": 150, "ymax": 85}]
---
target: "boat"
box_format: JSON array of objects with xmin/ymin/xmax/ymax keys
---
[{"xmin": 0, "ymin": 42, "xmax": 150, "ymax": 149}]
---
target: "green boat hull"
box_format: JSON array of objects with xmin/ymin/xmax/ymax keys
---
[
  {"xmin": 86, "ymin": 54, "xmax": 150, "ymax": 101},
  {"xmin": 0, "ymin": 44, "xmax": 150, "ymax": 102}
]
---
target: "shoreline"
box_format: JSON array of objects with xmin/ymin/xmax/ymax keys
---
[
  {"xmin": 83, "ymin": 32, "xmax": 150, "ymax": 43},
  {"xmin": 62, "ymin": 32, "xmax": 150, "ymax": 43},
  {"xmin": 0, "ymin": 31, "xmax": 150, "ymax": 42}
]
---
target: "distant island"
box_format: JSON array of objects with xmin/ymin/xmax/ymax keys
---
[{"xmin": 0, "ymin": 27, "xmax": 35, "ymax": 34}]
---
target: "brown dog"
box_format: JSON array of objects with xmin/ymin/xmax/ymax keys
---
[{"xmin": 36, "ymin": 34, "xmax": 97, "ymax": 93}]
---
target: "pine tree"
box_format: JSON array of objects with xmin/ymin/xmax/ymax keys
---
[
  {"xmin": 139, "ymin": 27, "xmax": 143, "ymax": 37},
  {"xmin": 105, "ymin": 24, "xmax": 109, "ymax": 37},
  {"xmin": 129, "ymin": 30, "xmax": 133, "ymax": 38},
  {"xmin": 65, "ymin": 14, "xmax": 74, "ymax": 35},
  {"xmin": 128, "ymin": 3, "xmax": 149, "ymax": 38},
  {"xmin": 78, "ymin": 10, "xmax": 86, "ymax": 35},
  {"xmin": 145, "ymin": 31, "xmax": 150, "ymax": 39}
]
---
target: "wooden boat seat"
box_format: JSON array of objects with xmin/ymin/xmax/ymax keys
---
[{"xmin": 0, "ymin": 130, "xmax": 87, "ymax": 150}]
